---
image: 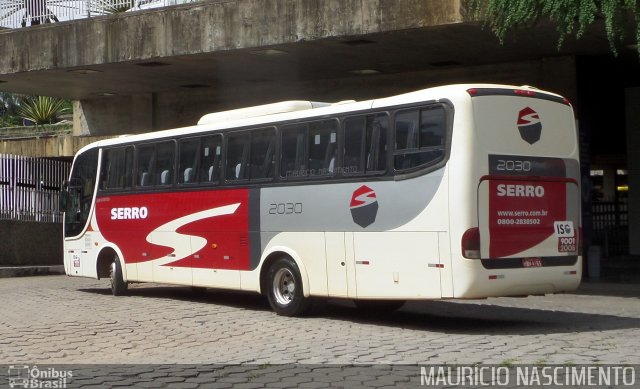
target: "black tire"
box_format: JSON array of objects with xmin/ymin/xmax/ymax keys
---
[
  {"xmin": 354, "ymin": 299, "xmax": 405, "ymax": 313},
  {"xmin": 109, "ymin": 254, "xmax": 128, "ymax": 296},
  {"xmin": 266, "ymin": 257, "xmax": 309, "ymax": 316}
]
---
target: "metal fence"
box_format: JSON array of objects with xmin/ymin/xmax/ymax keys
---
[
  {"xmin": 592, "ymin": 201, "xmax": 629, "ymax": 256},
  {"xmin": 0, "ymin": 0, "xmax": 199, "ymax": 29},
  {"xmin": 0, "ymin": 154, "xmax": 70, "ymax": 223}
]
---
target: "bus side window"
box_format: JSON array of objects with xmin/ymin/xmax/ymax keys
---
[
  {"xmin": 280, "ymin": 124, "xmax": 307, "ymax": 178},
  {"xmin": 226, "ymin": 132, "xmax": 250, "ymax": 181},
  {"xmin": 420, "ymin": 106, "xmax": 445, "ymax": 149},
  {"xmin": 103, "ymin": 146, "xmax": 134, "ymax": 190},
  {"xmin": 102, "ymin": 148, "xmax": 118, "ymax": 190},
  {"xmin": 394, "ymin": 106, "xmax": 445, "ymax": 171},
  {"xmin": 343, "ymin": 116, "xmax": 365, "ymax": 174},
  {"xmin": 308, "ymin": 120, "xmax": 337, "ymax": 176},
  {"xmin": 123, "ymin": 147, "xmax": 134, "ymax": 188},
  {"xmin": 343, "ymin": 113, "xmax": 388, "ymax": 175},
  {"xmin": 136, "ymin": 144, "xmax": 156, "ymax": 187},
  {"xmin": 366, "ymin": 115, "xmax": 388, "ymax": 172},
  {"xmin": 250, "ymin": 128, "xmax": 275, "ymax": 180},
  {"xmin": 178, "ymin": 138, "xmax": 199, "ymax": 184},
  {"xmin": 156, "ymin": 141, "xmax": 175, "ymax": 186},
  {"xmin": 198, "ymin": 135, "xmax": 222, "ymax": 184}
]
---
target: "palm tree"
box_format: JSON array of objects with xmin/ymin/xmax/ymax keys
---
[{"xmin": 18, "ymin": 95, "xmax": 70, "ymax": 125}]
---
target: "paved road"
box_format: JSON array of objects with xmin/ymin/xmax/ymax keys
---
[{"xmin": 0, "ymin": 276, "xmax": 639, "ymax": 387}]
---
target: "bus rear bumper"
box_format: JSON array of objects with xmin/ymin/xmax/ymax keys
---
[{"xmin": 451, "ymin": 256, "xmax": 582, "ymax": 299}]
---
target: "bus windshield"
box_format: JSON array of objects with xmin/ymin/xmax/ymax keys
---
[{"xmin": 64, "ymin": 148, "xmax": 98, "ymax": 238}]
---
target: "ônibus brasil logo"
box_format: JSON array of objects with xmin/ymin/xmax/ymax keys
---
[
  {"xmin": 350, "ymin": 185, "xmax": 378, "ymax": 228},
  {"xmin": 517, "ymin": 107, "xmax": 542, "ymax": 145}
]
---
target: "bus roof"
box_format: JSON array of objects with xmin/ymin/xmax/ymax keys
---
[
  {"xmin": 197, "ymin": 101, "xmax": 333, "ymax": 125},
  {"xmin": 76, "ymin": 84, "xmax": 566, "ymax": 154}
]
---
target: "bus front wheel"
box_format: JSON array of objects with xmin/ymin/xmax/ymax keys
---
[
  {"xmin": 109, "ymin": 254, "xmax": 128, "ymax": 296},
  {"xmin": 266, "ymin": 257, "xmax": 309, "ymax": 316}
]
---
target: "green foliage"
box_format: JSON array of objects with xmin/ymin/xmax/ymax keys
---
[
  {"xmin": 17, "ymin": 96, "xmax": 71, "ymax": 125},
  {"xmin": 1, "ymin": 92, "xmax": 20, "ymax": 116},
  {"xmin": 466, "ymin": 0, "xmax": 640, "ymax": 56},
  {"xmin": 0, "ymin": 93, "xmax": 24, "ymax": 126}
]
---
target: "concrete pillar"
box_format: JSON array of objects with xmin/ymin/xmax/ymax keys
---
[
  {"xmin": 73, "ymin": 93, "xmax": 154, "ymax": 136},
  {"xmin": 627, "ymin": 87, "xmax": 640, "ymax": 255}
]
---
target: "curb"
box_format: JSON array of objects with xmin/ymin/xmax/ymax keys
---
[{"xmin": 0, "ymin": 265, "xmax": 65, "ymax": 278}]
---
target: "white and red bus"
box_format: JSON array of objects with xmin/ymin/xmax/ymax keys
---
[{"xmin": 61, "ymin": 84, "xmax": 582, "ymax": 316}]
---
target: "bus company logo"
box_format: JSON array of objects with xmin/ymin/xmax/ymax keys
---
[
  {"xmin": 350, "ymin": 185, "xmax": 378, "ymax": 228},
  {"xmin": 517, "ymin": 107, "xmax": 542, "ymax": 145}
]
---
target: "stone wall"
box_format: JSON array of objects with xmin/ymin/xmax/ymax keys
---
[{"xmin": 0, "ymin": 221, "xmax": 62, "ymax": 266}]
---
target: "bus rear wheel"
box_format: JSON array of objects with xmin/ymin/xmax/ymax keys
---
[
  {"xmin": 266, "ymin": 257, "xmax": 309, "ymax": 316},
  {"xmin": 109, "ymin": 254, "xmax": 128, "ymax": 296}
]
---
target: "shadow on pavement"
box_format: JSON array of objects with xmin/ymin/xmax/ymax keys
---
[
  {"xmin": 319, "ymin": 299, "xmax": 640, "ymax": 335},
  {"xmin": 569, "ymin": 280, "xmax": 640, "ymax": 298},
  {"xmin": 77, "ymin": 284, "xmax": 640, "ymax": 336},
  {"xmin": 78, "ymin": 285, "xmax": 272, "ymax": 312}
]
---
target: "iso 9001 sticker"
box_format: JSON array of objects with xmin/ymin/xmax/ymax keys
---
[{"xmin": 554, "ymin": 221, "xmax": 577, "ymax": 253}]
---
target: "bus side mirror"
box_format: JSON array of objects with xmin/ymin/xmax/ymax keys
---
[{"xmin": 59, "ymin": 181, "xmax": 69, "ymax": 212}]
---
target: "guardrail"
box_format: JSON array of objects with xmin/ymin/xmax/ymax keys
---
[
  {"xmin": 0, "ymin": 0, "xmax": 199, "ymax": 29},
  {"xmin": 0, "ymin": 123, "xmax": 72, "ymax": 140},
  {"xmin": 0, "ymin": 154, "xmax": 70, "ymax": 223}
]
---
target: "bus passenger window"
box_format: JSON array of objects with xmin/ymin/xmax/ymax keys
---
[
  {"xmin": 343, "ymin": 117, "xmax": 365, "ymax": 174},
  {"xmin": 280, "ymin": 124, "xmax": 306, "ymax": 178},
  {"xmin": 102, "ymin": 146, "xmax": 133, "ymax": 190},
  {"xmin": 420, "ymin": 108, "xmax": 445, "ymax": 149},
  {"xmin": 136, "ymin": 144, "xmax": 155, "ymax": 187},
  {"xmin": 226, "ymin": 132, "xmax": 250, "ymax": 181},
  {"xmin": 198, "ymin": 135, "xmax": 222, "ymax": 184},
  {"xmin": 366, "ymin": 115, "xmax": 388, "ymax": 172},
  {"xmin": 156, "ymin": 141, "xmax": 175, "ymax": 186},
  {"xmin": 250, "ymin": 128, "xmax": 275, "ymax": 180},
  {"xmin": 308, "ymin": 120, "xmax": 337, "ymax": 177},
  {"xmin": 178, "ymin": 138, "xmax": 199, "ymax": 184},
  {"xmin": 394, "ymin": 106, "xmax": 445, "ymax": 171},
  {"xmin": 343, "ymin": 114, "xmax": 388, "ymax": 175}
]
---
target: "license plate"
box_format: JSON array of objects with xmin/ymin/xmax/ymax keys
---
[{"xmin": 522, "ymin": 257, "xmax": 543, "ymax": 268}]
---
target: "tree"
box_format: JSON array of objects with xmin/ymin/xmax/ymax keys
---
[
  {"xmin": 0, "ymin": 92, "xmax": 23, "ymax": 126},
  {"xmin": 466, "ymin": 0, "xmax": 640, "ymax": 56}
]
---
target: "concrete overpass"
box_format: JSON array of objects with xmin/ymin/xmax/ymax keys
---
[{"xmin": 0, "ymin": 0, "xmax": 621, "ymax": 137}]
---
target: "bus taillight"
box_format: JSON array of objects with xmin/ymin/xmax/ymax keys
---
[{"xmin": 461, "ymin": 227, "xmax": 480, "ymax": 259}]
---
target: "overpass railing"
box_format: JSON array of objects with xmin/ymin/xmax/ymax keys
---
[
  {"xmin": 0, "ymin": 123, "xmax": 72, "ymax": 141},
  {"xmin": 0, "ymin": 0, "xmax": 200, "ymax": 29},
  {"xmin": 0, "ymin": 154, "xmax": 70, "ymax": 223}
]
